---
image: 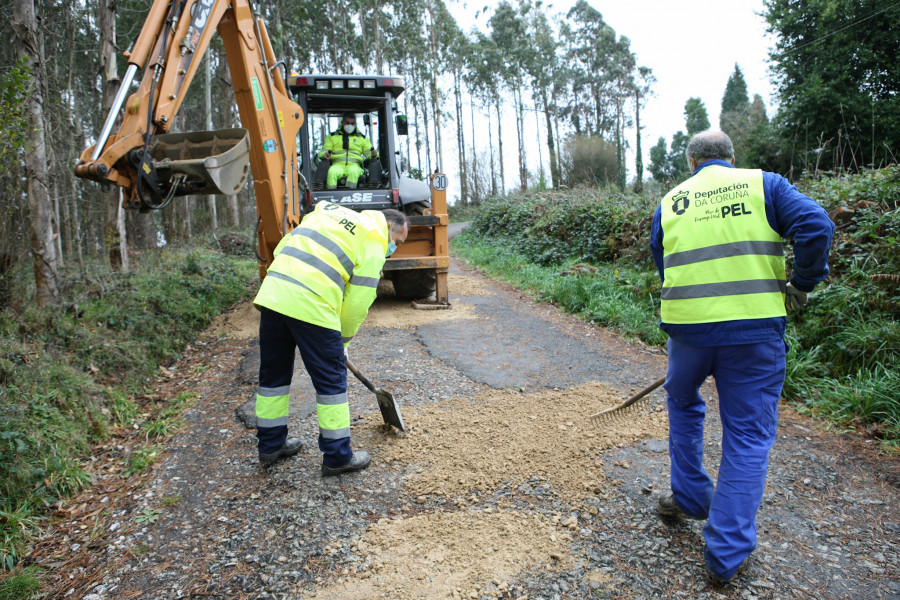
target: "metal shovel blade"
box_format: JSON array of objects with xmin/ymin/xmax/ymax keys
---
[{"xmin": 345, "ymin": 358, "xmax": 407, "ymax": 432}]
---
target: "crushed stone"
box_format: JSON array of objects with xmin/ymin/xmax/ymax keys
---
[
  {"xmin": 209, "ymin": 301, "xmax": 260, "ymax": 340},
  {"xmin": 362, "ymin": 297, "xmax": 480, "ymax": 329},
  {"xmin": 308, "ymin": 509, "xmax": 569, "ymax": 600},
  {"xmin": 448, "ymin": 273, "xmax": 493, "ymax": 296},
  {"xmin": 354, "ymin": 382, "xmax": 668, "ymax": 502}
]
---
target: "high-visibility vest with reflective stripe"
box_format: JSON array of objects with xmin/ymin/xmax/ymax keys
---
[
  {"xmin": 319, "ymin": 130, "xmax": 374, "ymax": 166},
  {"xmin": 660, "ymin": 165, "xmax": 787, "ymax": 324},
  {"xmin": 253, "ymin": 201, "xmax": 388, "ymax": 343}
]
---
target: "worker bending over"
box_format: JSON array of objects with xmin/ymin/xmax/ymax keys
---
[
  {"xmin": 318, "ymin": 112, "xmax": 377, "ymax": 190},
  {"xmin": 650, "ymin": 130, "xmax": 833, "ymax": 583},
  {"xmin": 252, "ymin": 201, "xmax": 409, "ymax": 475}
]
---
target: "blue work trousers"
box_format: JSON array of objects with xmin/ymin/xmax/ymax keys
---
[
  {"xmin": 664, "ymin": 337, "xmax": 786, "ymax": 580},
  {"xmin": 256, "ymin": 307, "xmax": 353, "ymax": 467}
]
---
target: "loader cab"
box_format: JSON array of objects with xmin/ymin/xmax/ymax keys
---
[{"xmin": 290, "ymin": 74, "xmax": 409, "ymax": 212}]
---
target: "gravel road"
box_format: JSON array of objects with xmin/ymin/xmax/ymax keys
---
[{"xmin": 31, "ymin": 253, "xmax": 900, "ymax": 600}]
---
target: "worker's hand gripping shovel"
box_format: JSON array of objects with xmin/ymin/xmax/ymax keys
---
[{"xmin": 345, "ymin": 358, "xmax": 408, "ymax": 432}]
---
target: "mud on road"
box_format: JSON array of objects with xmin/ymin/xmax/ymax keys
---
[{"xmin": 31, "ymin": 258, "xmax": 900, "ymax": 600}]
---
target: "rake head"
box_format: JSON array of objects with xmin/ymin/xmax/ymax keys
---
[
  {"xmin": 590, "ymin": 398, "xmax": 650, "ymax": 428},
  {"xmin": 589, "ymin": 376, "xmax": 666, "ymax": 430}
]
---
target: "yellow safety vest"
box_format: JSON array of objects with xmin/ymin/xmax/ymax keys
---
[
  {"xmin": 319, "ymin": 130, "xmax": 375, "ymax": 166},
  {"xmin": 253, "ymin": 202, "xmax": 388, "ymax": 345},
  {"xmin": 660, "ymin": 165, "xmax": 787, "ymax": 324}
]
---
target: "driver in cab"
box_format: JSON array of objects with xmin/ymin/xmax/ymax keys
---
[{"xmin": 318, "ymin": 112, "xmax": 377, "ymax": 190}]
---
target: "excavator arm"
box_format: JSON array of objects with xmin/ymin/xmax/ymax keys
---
[{"xmin": 75, "ymin": 0, "xmax": 305, "ymax": 273}]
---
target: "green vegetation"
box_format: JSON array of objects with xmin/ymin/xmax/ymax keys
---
[
  {"xmin": 454, "ymin": 167, "xmax": 900, "ymax": 444},
  {"xmin": 783, "ymin": 168, "xmax": 900, "ymax": 439},
  {"xmin": 0, "ymin": 246, "xmax": 256, "ymax": 572},
  {"xmin": 0, "ymin": 566, "xmax": 42, "ymax": 600}
]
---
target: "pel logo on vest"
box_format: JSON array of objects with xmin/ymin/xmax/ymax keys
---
[{"xmin": 673, "ymin": 185, "xmax": 753, "ymax": 221}]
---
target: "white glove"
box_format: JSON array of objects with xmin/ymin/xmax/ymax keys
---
[
  {"xmin": 344, "ymin": 347, "xmax": 349, "ymax": 360},
  {"xmin": 785, "ymin": 282, "xmax": 808, "ymax": 311}
]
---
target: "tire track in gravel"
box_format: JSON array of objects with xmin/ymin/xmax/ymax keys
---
[{"xmin": 32, "ymin": 256, "xmax": 900, "ymax": 600}]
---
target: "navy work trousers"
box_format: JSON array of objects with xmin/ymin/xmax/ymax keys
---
[
  {"xmin": 256, "ymin": 307, "xmax": 353, "ymax": 467},
  {"xmin": 664, "ymin": 337, "xmax": 786, "ymax": 580}
]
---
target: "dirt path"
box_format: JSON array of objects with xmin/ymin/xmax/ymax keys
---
[{"xmin": 31, "ymin": 258, "xmax": 900, "ymax": 600}]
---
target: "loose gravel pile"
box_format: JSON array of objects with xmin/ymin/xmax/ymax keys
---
[
  {"xmin": 448, "ymin": 274, "xmax": 493, "ymax": 296},
  {"xmin": 310, "ymin": 509, "xmax": 568, "ymax": 599},
  {"xmin": 363, "ymin": 297, "xmax": 480, "ymax": 328},
  {"xmin": 355, "ymin": 383, "xmax": 667, "ymax": 502}
]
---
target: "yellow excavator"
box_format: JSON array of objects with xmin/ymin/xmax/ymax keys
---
[{"xmin": 75, "ymin": 0, "xmax": 449, "ymax": 303}]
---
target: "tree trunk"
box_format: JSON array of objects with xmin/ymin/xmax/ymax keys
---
[
  {"xmin": 453, "ymin": 69, "xmax": 467, "ymax": 205},
  {"xmin": 633, "ymin": 88, "xmax": 643, "ymax": 193},
  {"xmin": 541, "ymin": 89, "xmax": 558, "ymax": 188},
  {"xmin": 374, "ymin": 0, "xmax": 383, "ymax": 74},
  {"xmin": 495, "ymin": 94, "xmax": 505, "ymax": 193},
  {"xmin": 99, "ymin": 0, "xmax": 127, "ymax": 269},
  {"xmin": 205, "ymin": 53, "xmax": 218, "ymax": 231},
  {"xmin": 487, "ymin": 108, "xmax": 497, "ymax": 197},
  {"xmin": 515, "ymin": 86, "xmax": 527, "ymax": 190},
  {"xmin": 427, "ymin": 0, "xmax": 442, "ymax": 173},
  {"xmin": 12, "ymin": 0, "xmax": 60, "ymax": 305},
  {"xmin": 469, "ymin": 98, "xmax": 479, "ymax": 202}
]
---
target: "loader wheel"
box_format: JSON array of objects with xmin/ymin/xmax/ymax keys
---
[
  {"xmin": 388, "ymin": 202, "xmax": 436, "ymax": 300},
  {"xmin": 390, "ymin": 269, "xmax": 436, "ymax": 300}
]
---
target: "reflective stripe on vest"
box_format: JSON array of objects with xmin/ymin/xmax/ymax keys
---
[{"xmin": 660, "ymin": 165, "xmax": 786, "ymax": 324}]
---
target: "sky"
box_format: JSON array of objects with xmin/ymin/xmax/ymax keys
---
[{"xmin": 436, "ymin": 0, "xmax": 779, "ymax": 198}]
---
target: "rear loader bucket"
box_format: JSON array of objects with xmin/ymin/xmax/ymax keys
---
[{"xmin": 151, "ymin": 128, "xmax": 251, "ymax": 197}]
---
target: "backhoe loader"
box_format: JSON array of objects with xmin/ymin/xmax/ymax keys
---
[{"xmin": 75, "ymin": 0, "xmax": 449, "ymax": 303}]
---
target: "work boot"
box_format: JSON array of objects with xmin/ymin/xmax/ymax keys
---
[
  {"xmin": 322, "ymin": 450, "xmax": 371, "ymax": 476},
  {"xmin": 657, "ymin": 491, "xmax": 704, "ymax": 519},
  {"xmin": 258, "ymin": 438, "xmax": 303, "ymax": 466},
  {"xmin": 704, "ymin": 554, "xmax": 750, "ymax": 585}
]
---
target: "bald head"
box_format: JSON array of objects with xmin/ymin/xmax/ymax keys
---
[{"xmin": 686, "ymin": 130, "xmax": 735, "ymax": 168}]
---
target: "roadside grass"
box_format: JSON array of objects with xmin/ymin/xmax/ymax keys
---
[
  {"xmin": 0, "ymin": 567, "xmax": 42, "ymax": 600},
  {"xmin": 0, "ymin": 242, "xmax": 256, "ymax": 574},
  {"xmin": 454, "ymin": 169, "xmax": 900, "ymax": 445}
]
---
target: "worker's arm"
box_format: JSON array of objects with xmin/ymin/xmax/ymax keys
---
[
  {"xmin": 650, "ymin": 205, "xmax": 665, "ymax": 284},
  {"xmin": 360, "ymin": 136, "xmax": 377, "ymax": 158},
  {"xmin": 339, "ymin": 236, "xmax": 386, "ymax": 347},
  {"xmin": 319, "ymin": 135, "xmax": 337, "ymax": 159},
  {"xmin": 763, "ymin": 173, "xmax": 834, "ymax": 292}
]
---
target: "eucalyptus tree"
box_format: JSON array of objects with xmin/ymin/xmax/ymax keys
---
[
  {"xmin": 489, "ymin": 0, "xmax": 534, "ymax": 190},
  {"xmin": 12, "ymin": 0, "xmax": 60, "ymax": 305},
  {"xmin": 521, "ymin": 1, "xmax": 561, "ymax": 188},
  {"xmin": 561, "ymin": 0, "xmax": 619, "ymax": 137},
  {"xmin": 467, "ymin": 31, "xmax": 505, "ymax": 194}
]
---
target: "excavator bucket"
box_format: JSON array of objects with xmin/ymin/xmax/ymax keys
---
[{"xmin": 150, "ymin": 128, "xmax": 251, "ymax": 197}]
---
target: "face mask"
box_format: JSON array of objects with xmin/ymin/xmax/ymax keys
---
[
  {"xmin": 343, "ymin": 124, "xmax": 355, "ymax": 134},
  {"xmin": 386, "ymin": 240, "xmax": 397, "ymax": 257}
]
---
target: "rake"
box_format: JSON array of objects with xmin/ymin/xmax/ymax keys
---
[{"xmin": 589, "ymin": 376, "xmax": 666, "ymax": 427}]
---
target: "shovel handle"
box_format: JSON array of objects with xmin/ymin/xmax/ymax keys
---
[{"xmin": 345, "ymin": 357, "xmax": 378, "ymax": 394}]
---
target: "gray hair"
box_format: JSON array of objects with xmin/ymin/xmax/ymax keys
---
[
  {"xmin": 686, "ymin": 130, "xmax": 735, "ymax": 164},
  {"xmin": 382, "ymin": 209, "xmax": 409, "ymax": 232}
]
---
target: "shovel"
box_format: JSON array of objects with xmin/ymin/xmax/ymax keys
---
[{"xmin": 345, "ymin": 358, "xmax": 408, "ymax": 432}]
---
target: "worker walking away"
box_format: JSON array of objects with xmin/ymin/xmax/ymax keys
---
[
  {"xmin": 318, "ymin": 112, "xmax": 378, "ymax": 190},
  {"xmin": 252, "ymin": 201, "xmax": 409, "ymax": 475},
  {"xmin": 649, "ymin": 130, "xmax": 833, "ymax": 583}
]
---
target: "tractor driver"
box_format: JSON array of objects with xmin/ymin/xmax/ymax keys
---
[{"xmin": 318, "ymin": 112, "xmax": 378, "ymax": 190}]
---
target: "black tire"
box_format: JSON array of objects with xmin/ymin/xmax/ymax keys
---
[{"xmin": 388, "ymin": 202, "xmax": 436, "ymax": 300}]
